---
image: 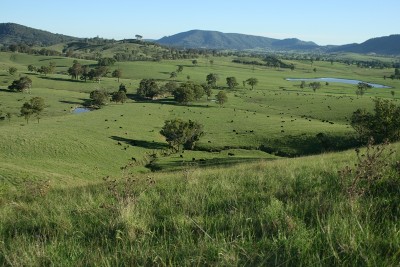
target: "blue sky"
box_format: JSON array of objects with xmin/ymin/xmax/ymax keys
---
[{"xmin": 2, "ymin": 0, "xmax": 399, "ymax": 45}]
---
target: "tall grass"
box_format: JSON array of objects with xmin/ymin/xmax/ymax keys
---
[{"xmin": 1, "ymin": 146, "xmax": 398, "ymax": 266}]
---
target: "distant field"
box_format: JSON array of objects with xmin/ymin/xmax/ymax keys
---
[{"xmin": 0, "ymin": 51, "xmax": 399, "ymax": 185}]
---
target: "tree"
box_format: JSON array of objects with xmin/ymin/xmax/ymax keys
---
[
  {"xmin": 68, "ymin": 61, "xmax": 82, "ymax": 80},
  {"xmin": 8, "ymin": 67, "xmax": 17, "ymax": 76},
  {"xmin": 356, "ymin": 82, "xmax": 371, "ymax": 98},
  {"xmin": 163, "ymin": 81, "xmax": 178, "ymax": 94},
  {"xmin": 37, "ymin": 65, "xmax": 51, "ymax": 76},
  {"xmin": 309, "ymin": 82, "xmax": 321, "ymax": 92},
  {"xmin": 137, "ymin": 79, "xmax": 160, "ymax": 99},
  {"xmin": 192, "ymin": 83, "xmax": 205, "ymax": 100},
  {"xmin": 177, "ymin": 65, "xmax": 183, "ymax": 74},
  {"xmin": 119, "ymin": 83, "xmax": 127, "ymax": 93},
  {"xmin": 170, "ymin": 71, "xmax": 177, "ymax": 80},
  {"xmin": 160, "ymin": 119, "xmax": 205, "ymax": 151},
  {"xmin": 313, "ymin": 68, "xmax": 317, "ymax": 73},
  {"xmin": 8, "ymin": 76, "xmax": 32, "ymax": 92},
  {"xmin": 20, "ymin": 97, "xmax": 45, "ymax": 123},
  {"xmin": 135, "ymin": 34, "xmax": 143, "ymax": 40},
  {"xmin": 111, "ymin": 90, "xmax": 128, "ymax": 104},
  {"xmin": 226, "ymin": 77, "xmax": 239, "ymax": 89},
  {"xmin": 89, "ymin": 90, "xmax": 109, "ymax": 107},
  {"xmin": 80, "ymin": 65, "xmax": 90, "ymax": 82},
  {"xmin": 391, "ymin": 90, "xmax": 395, "ymax": 98},
  {"xmin": 206, "ymin": 73, "xmax": 219, "ymax": 88},
  {"xmin": 300, "ymin": 81, "xmax": 306, "ymax": 89},
  {"xmin": 351, "ymin": 99, "xmax": 400, "ymax": 143},
  {"xmin": 216, "ymin": 91, "xmax": 228, "ymax": 107},
  {"xmin": 112, "ymin": 68, "xmax": 122, "ymax": 82},
  {"xmin": 202, "ymin": 83, "xmax": 212, "ymax": 100},
  {"xmin": 246, "ymin": 77, "xmax": 258, "ymax": 90},
  {"xmin": 27, "ymin": 65, "xmax": 36, "ymax": 73},
  {"xmin": 172, "ymin": 84, "xmax": 195, "ymax": 104},
  {"xmin": 98, "ymin": 57, "xmax": 116, "ymax": 66},
  {"xmin": 192, "ymin": 59, "xmax": 198, "ymax": 66}
]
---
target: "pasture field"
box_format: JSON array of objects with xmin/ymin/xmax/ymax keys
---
[{"xmin": 0, "ymin": 51, "xmax": 399, "ymax": 265}]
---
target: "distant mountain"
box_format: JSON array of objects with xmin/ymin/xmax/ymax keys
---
[
  {"xmin": 157, "ymin": 30, "xmax": 320, "ymax": 51},
  {"xmin": 0, "ymin": 23, "xmax": 79, "ymax": 46},
  {"xmin": 329, "ymin": 35, "xmax": 400, "ymax": 55}
]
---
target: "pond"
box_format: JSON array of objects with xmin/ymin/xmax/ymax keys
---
[
  {"xmin": 72, "ymin": 107, "xmax": 92, "ymax": 114},
  {"xmin": 285, "ymin": 78, "xmax": 391, "ymax": 88}
]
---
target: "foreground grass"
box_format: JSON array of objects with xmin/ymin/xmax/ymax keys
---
[{"xmin": 1, "ymin": 146, "xmax": 399, "ymax": 266}]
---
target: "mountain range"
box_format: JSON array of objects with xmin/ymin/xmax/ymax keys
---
[{"xmin": 0, "ymin": 23, "xmax": 399, "ymax": 55}]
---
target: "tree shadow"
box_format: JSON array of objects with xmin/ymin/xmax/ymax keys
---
[
  {"xmin": 39, "ymin": 57, "xmax": 65, "ymax": 61},
  {"xmin": 59, "ymin": 100, "xmax": 85, "ymax": 105},
  {"xmin": 110, "ymin": 136, "xmax": 169, "ymax": 150},
  {"xmin": 150, "ymin": 157, "xmax": 269, "ymax": 171},
  {"xmin": 38, "ymin": 76, "xmax": 84, "ymax": 83},
  {"xmin": 130, "ymin": 95, "xmax": 213, "ymax": 109}
]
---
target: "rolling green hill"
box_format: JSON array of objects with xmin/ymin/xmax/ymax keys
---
[{"xmin": 0, "ymin": 23, "xmax": 79, "ymax": 46}]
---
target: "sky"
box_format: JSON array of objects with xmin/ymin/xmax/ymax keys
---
[{"xmin": 1, "ymin": 0, "xmax": 399, "ymax": 45}]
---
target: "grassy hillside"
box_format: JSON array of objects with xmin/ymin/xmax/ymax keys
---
[{"xmin": 1, "ymin": 145, "xmax": 399, "ymax": 265}]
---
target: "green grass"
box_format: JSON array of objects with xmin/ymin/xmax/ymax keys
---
[
  {"xmin": 1, "ymin": 146, "xmax": 399, "ymax": 266},
  {"xmin": 0, "ymin": 51, "xmax": 399, "ymax": 265}
]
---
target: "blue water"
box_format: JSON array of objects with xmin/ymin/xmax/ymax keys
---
[
  {"xmin": 286, "ymin": 77, "xmax": 390, "ymax": 88},
  {"xmin": 73, "ymin": 107, "xmax": 92, "ymax": 114}
]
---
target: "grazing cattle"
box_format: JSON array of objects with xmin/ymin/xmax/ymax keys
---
[
  {"xmin": 117, "ymin": 142, "xmax": 122, "ymax": 146},
  {"xmin": 228, "ymin": 153, "xmax": 235, "ymax": 156}
]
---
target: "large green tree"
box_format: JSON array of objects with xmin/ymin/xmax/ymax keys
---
[
  {"xmin": 172, "ymin": 83, "xmax": 195, "ymax": 104},
  {"xmin": 206, "ymin": 73, "xmax": 219, "ymax": 88},
  {"xmin": 89, "ymin": 90, "xmax": 109, "ymax": 107},
  {"xmin": 137, "ymin": 79, "xmax": 160, "ymax": 99},
  {"xmin": 160, "ymin": 119, "xmax": 205, "ymax": 151}
]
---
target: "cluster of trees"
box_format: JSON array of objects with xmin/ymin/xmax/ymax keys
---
[
  {"xmin": 27, "ymin": 62, "xmax": 56, "ymax": 76},
  {"xmin": 67, "ymin": 60, "xmax": 121, "ymax": 83},
  {"xmin": 232, "ymin": 56, "xmax": 294, "ymax": 70},
  {"xmin": 8, "ymin": 76, "xmax": 32, "ymax": 92},
  {"xmin": 20, "ymin": 97, "xmax": 45, "ymax": 123},
  {"xmin": 2, "ymin": 44, "xmax": 62, "ymax": 56},
  {"xmin": 351, "ymin": 99, "xmax": 400, "ymax": 143},
  {"xmin": 386, "ymin": 68, "xmax": 400, "ymax": 80},
  {"xmin": 89, "ymin": 84, "xmax": 127, "ymax": 107}
]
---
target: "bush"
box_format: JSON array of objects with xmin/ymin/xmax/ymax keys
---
[{"xmin": 351, "ymin": 99, "xmax": 400, "ymax": 143}]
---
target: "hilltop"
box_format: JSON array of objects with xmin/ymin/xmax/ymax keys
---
[
  {"xmin": 329, "ymin": 34, "xmax": 400, "ymax": 55},
  {"xmin": 156, "ymin": 29, "xmax": 320, "ymax": 51},
  {"xmin": 0, "ymin": 23, "xmax": 79, "ymax": 46}
]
